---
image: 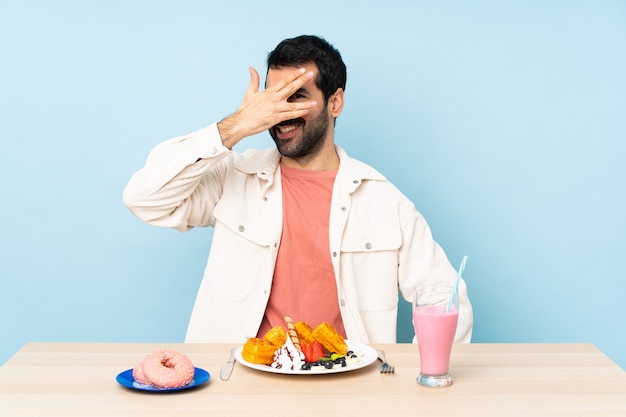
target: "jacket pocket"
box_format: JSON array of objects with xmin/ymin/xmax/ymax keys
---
[
  {"xmin": 341, "ymin": 224, "xmax": 401, "ymax": 253},
  {"xmin": 205, "ymin": 206, "xmax": 271, "ymax": 302},
  {"xmin": 340, "ymin": 224, "xmax": 401, "ymax": 311}
]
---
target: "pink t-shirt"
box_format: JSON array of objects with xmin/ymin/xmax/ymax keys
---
[{"xmin": 257, "ymin": 163, "xmax": 346, "ymax": 338}]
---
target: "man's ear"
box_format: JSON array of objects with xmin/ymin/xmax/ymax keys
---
[{"xmin": 329, "ymin": 88, "xmax": 345, "ymax": 118}]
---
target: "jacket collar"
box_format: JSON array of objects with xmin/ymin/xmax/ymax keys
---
[{"xmin": 234, "ymin": 145, "xmax": 387, "ymax": 183}]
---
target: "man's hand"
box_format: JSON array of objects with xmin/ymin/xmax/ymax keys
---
[{"xmin": 217, "ymin": 67, "xmax": 317, "ymax": 149}]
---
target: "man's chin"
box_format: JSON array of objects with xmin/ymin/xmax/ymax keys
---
[{"xmin": 275, "ymin": 140, "xmax": 298, "ymax": 157}]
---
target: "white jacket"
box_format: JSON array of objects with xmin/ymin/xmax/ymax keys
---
[{"xmin": 123, "ymin": 124, "xmax": 473, "ymax": 344}]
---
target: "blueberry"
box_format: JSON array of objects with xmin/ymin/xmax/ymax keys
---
[
  {"xmin": 300, "ymin": 363, "xmax": 311, "ymax": 371},
  {"xmin": 323, "ymin": 361, "xmax": 334, "ymax": 369}
]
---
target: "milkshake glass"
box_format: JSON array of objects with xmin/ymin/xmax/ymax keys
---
[{"xmin": 413, "ymin": 286, "xmax": 459, "ymax": 387}]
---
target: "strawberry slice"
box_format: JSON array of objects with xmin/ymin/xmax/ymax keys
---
[
  {"xmin": 301, "ymin": 342, "xmax": 314, "ymax": 363},
  {"xmin": 310, "ymin": 340, "xmax": 325, "ymax": 362}
]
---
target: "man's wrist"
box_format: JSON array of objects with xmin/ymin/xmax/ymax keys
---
[{"xmin": 216, "ymin": 115, "xmax": 242, "ymax": 149}]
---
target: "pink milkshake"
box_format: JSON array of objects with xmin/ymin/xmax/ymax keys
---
[
  {"xmin": 413, "ymin": 305, "xmax": 459, "ymax": 375},
  {"xmin": 413, "ymin": 285, "xmax": 459, "ymax": 387}
]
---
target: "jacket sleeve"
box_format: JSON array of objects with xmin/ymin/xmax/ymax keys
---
[
  {"xmin": 397, "ymin": 199, "xmax": 474, "ymax": 343},
  {"xmin": 122, "ymin": 124, "xmax": 232, "ymax": 232}
]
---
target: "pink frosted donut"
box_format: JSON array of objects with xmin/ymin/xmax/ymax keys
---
[
  {"xmin": 132, "ymin": 360, "xmax": 150, "ymax": 384},
  {"xmin": 141, "ymin": 350, "xmax": 195, "ymax": 388}
]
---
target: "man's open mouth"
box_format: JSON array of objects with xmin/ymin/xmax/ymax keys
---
[
  {"xmin": 276, "ymin": 124, "xmax": 299, "ymax": 135},
  {"xmin": 274, "ymin": 119, "xmax": 304, "ymax": 140}
]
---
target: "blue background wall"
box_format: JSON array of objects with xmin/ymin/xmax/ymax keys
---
[{"xmin": 1, "ymin": 1, "xmax": 625, "ymax": 369}]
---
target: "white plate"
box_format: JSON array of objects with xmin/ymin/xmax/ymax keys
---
[{"xmin": 234, "ymin": 340, "xmax": 377, "ymax": 375}]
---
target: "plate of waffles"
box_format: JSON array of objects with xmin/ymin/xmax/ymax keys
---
[{"xmin": 234, "ymin": 340, "xmax": 377, "ymax": 375}]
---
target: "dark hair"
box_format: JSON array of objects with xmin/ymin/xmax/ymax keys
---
[{"xmin": 267, "ymin": 35, "xmax": 347, "ymax": 103}]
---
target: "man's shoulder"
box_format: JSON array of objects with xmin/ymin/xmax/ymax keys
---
[
  {"xmin": 336, "ymin": 146, "xmax": 386, "ymax": 182},
  {"xmin": 337, "ymin": 147, "xmax": 414, "ymax": 204}
]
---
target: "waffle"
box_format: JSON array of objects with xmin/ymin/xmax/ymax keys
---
[
  {"xmin": 241, "ymin": 337, "xmax": 279, "ymax": 365},
  {"xmin": 241, "ymin": 326, "xmax": 287, "ymax": 365},
  {"xmin": 294, "ymin": 321, "xmax": 316, "ymax": 345},
  {"xmin": 263, "ymin": 325, "xmax": 287, "ymax": 347},
  {"xmin": 312, "ymin": 322, "xmax": 347, "ymax": 355}
]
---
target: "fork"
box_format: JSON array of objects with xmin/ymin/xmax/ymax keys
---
[{"xmin": 376, "ymin": 350, "xmax": 395, "ymax": 374}]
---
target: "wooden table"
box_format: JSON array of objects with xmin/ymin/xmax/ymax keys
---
[{"xmin": 1, "ymin": 342, "xmax": 625, "ymax": 416}]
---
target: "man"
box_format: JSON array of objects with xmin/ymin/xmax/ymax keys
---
[{"xmin": 123, "ymin": 35, "xmax": 473, "ymax": 344}]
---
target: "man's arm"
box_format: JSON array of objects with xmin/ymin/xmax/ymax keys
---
[
  {"xmin": 122, "ymin": 124, "xmax": 230, "ymax": 231},
  {"xmin": 397, "ymin": 201, "xmax": 474, "ymax": 343},
  {"xmin": 123, "ymin": 66, "xmax": 317, "ymax": 230}
]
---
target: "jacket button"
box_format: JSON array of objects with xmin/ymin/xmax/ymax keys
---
[
  {"xmin": 341, "ymin": 206, "xmax": 346, "ymax": 212},
  {"xmin": 332, "ymin": 252, "xmax": 337, "ymax": 257},
  {"xmin": 238, "ymin": 225, "xmax": 245, "ymax": 232},
  {"xmin": 209, "ymin": 146, "xmax": 217, "ymax": 154},
  {"xmin": 365, "ymin": 242, "xmax": 372, "ymax": 250}
]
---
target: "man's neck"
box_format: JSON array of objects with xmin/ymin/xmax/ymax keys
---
[{"xmin": 280, "ymin": 138, "xmax": 340, "ymax": 171}]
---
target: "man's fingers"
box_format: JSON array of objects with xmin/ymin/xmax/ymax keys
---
[
  {"xmin": 273, "ymin": 68, "xmax": 314, "ymax": 96},
  {"xmin": 233, "ymin": 66, "xmax": 318, "ymax": 138},
  {"xmin": 279, "ymin": 100, "xmax": 318, "ymax": 116},
  {"xmin": 278, "ymin": 106, "xmax": 315, "ymax": 121}
]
